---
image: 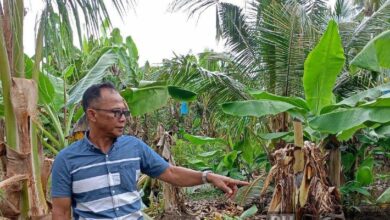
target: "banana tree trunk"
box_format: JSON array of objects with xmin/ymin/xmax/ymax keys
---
[
  {"xmin": 0, "ymin": 3, "xmax": 49, "ymax": 218},
  {"xmin": 6, "ymin": 79, "xmax": 49, "ymax": 218},
  {"xmin": 329, "ymin": 147, "xmax": 341, "ymax": 188},
  {"xmin": 0, "ymin": 0, "xmax": 13, "ymax": 75},
  {"xmin": 11, "ymin": 0, "xmax": 24, "ymax": 78},
  {"xmin": 155, "ymin": 124, "xmax": 185, "ymax": 214},
  {"xmin": 0, "ymin": 119, "xmax": 6, "ymax": 177}
]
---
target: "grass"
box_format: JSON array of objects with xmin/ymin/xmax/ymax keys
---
[{"xmin": 184, "ymin": 184, "xmax": 224, "ymax": 201}]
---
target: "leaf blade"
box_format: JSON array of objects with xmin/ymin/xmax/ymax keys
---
[{"xmin": 303, "ymin": 20, "xmax": 345, "ymax": 115}]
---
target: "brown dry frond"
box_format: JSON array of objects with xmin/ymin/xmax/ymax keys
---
[{"xmin": 260, "ymin": 141, "xmax": 343, "ymax": 218}]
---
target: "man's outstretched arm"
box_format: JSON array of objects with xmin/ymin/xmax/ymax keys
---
[
  {"xmin": 52, "ymin": 197, "xmax": 71, "ymax": 220},
  {"xmin": 157, "ymin": 165, "xmax": 249, "ymax": 198}
]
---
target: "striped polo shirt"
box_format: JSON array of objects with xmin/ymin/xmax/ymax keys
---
[{"xmin": 51, "ymin": 134, "xmax": 169, "ymax": 219}]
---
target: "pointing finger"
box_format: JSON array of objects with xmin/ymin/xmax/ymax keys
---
[{"xmin": 230, "ymin": 179, "xmax": 250, "ymax": 186}]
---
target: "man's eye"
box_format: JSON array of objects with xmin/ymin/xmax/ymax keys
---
[{"xmin": 112, "ymin": 110, "xmax": 121, "ymax": 115}]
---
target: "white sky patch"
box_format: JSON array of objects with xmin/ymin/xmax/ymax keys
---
[
  {"xmin": 24, "ymin": 0, "xmax": 335, "ymax": 65},
  {"xmin": 23, "ymin": 0, "xmax": 247, "ymax": 65}
]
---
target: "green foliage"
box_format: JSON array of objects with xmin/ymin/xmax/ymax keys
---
[
  {"xmin": 322, "ymin": 83, "xmax": 390, "ymax": 113},
  {"xmin": 171, "ymin": 139, "xmax": 224, "ymax": 172},
  {"xmin": 222, "ymin": 150, "xmax": 238, "ymax": 170},
  {"xmin": 235, "ymin": 175, "xmax": 264, "ymax": 207},
  {"xmin": 183, "ymin": 133, "xmax": 225, "ymax": 145},
  {"xmin": 121, "ymin": 84, "xmax": 197, "ymax": 116},
  {"xmin": 122, "ymin": 86, "xmax": 169, "ymax": 116},
  {"xmin": 376, "ymin": 187, "xmax": 390, "ymax": 204},
  {"xmin": 250, "ymin": 90, "xmax": 309, "ymax": 111},
  {"xmin": 303, "ymin": 20, "xmax": 346, "ymax": 115},
  {"xmin": 341, "ymin": 152, "xmax": 356, "ymax": 172},
  {"xmin": 67, "ymin": 50, "xmax": 118, "ymax": 106},
  {"xmin": 183, "ymin": 185, "xmax": 224, "ymax": 201},
  {"xmin": 351, "ymin": 30, "xmax": 390, "ymax": 72},
  {"xmin": 309, "ymin": 107, "xmax": 390, "ymax": 134},
  {"xmin": 221, "ymin": 100, "xmax": 298, "ymax": 117},
  {"xmin": 356, "ymin": 166, "xmax": 373, "ymax": 186},
  {"xmin": 167, "ymin": 86, "xmax": 197, "ymax": 102},
  {"xmin": 375, "ymin": 124, "xmax": 390, "ymax": 137},
  {"xmin": 258, "ymin": 132, "xmax": 293, "ymax": 140},
  {"xmin": 239, "ymin": 205, "xmax": 258, "ymax": 219},
  {"xmin": 341, "ymin": 181, "xmax": 371, "ymax": 197},
  {"xmin": 25, "ymin": 55, "xmax": 65, "ymax": 111}
]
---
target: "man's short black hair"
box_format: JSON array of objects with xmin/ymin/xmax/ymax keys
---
[{"xmin": 82, "ymin": 82, "xmax": 117, "ymax": 112}]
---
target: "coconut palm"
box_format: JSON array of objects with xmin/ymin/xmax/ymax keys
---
[
  {"xmin": 170, "ymin": 0, "xmax": 390, "ymax": 97},
  {"xmin": 170, "ymin": 0, "xmax": 329, "ymax": 97}
]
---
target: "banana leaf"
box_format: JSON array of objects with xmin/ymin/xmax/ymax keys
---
[
  {"xmin": 303, "ymin": 20, "xmax": 345, "ymax": 115},
  {"xmin": 222, "ymin": 100, "xmax": 298, "ymax": 117},
  {"xmin": 258, "ymin": 132, "xmax": 293, "ymax": 140},
  {"xmin": 183, "ymin": 133, "xmax": 225, "ymax": 145},
  {"xmin": 309, "ymin": 107, "xmax": 390, "ymax": 134},
  {"xmin": 350, "ymin": 30, "xmax": 390, "ymax": 72},
  {"xmin": 321, "ymin": 83, "xmax": 390, "ymax": 113},
  {"xmin": 67, "ymin": 50, "xmax": 118, "ymax": 106},
  {"xmin": 121, "ymin": 86, "xmax": 169, "ymax": 116},
  {"xmin": 249, "ymin": 90, "xmax": 309, "ymax": 111},
  {"xmin": 376, "ymin": 187, "xmax": 390, "ymax": 204},
  {"xmin": 168, "ymin": 86, "xmax": 197, "ymax": 101}
]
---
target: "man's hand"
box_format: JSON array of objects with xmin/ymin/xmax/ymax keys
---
[
  {"xmin": 206, "ymin": 173, "xmax": 249, "ymax": 199},
  {"xmin": 158, "ymin": 166, "xmax": 249, "ymax": 199}
]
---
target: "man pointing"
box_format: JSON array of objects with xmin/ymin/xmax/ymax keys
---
[{"xmin": 51, "ymin": 82, "xmax": 248, "ymax": 219}]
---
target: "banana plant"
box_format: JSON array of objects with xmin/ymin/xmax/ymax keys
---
[
  {"xmin": 0, "ymin": 0, "xmax": 133, "ymax": 217},
  {"xmin": 222, "ymin": 22, "xmax": 390, "ymax": 151},
  {"xmin": 28, "ymin": 25, "xmax": 143, "ymax": 153},
  {"xmin": 220, "ymin": 20, "xmax": 390, "ymax": 212},
  {"xmin": 121, "ymin": 82, "xmax": 197, "ymax": 116}
]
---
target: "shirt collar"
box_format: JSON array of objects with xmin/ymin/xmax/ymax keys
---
[{"xmin": 83, "ymin": 131, "xmax": 120, "ymax": 153}]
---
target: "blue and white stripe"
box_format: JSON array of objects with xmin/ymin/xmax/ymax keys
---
[{"xmin": 51, "ymin": 135, "xmax": 170, "ymax": 220}]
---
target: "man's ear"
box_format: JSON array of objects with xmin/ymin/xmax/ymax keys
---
[{"xmin": 86, "ymin": 109, "xmax": 97, "ymax": 122}]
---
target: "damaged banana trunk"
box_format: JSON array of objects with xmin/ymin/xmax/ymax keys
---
[
  {"xmin": 154, "ymin": 124, "xmax": 186, "ymax": 215},
  {"xmin": 261, "ymin": 119, "xmax": 344, "ymax": 219},
  {"xmin": 293, "ymin": 119, "xmax": 305, "ymax": 218}
]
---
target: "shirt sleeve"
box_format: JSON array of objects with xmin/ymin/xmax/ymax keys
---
[
  {"xmin": 138, "ymin": 140, "xmax": 170, "ymax": 178},
  {"xmin": 51, "ymin": 151, "xmax": 72, "ymax": 198}
]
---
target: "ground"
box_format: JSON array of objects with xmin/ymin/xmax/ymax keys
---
[{"xmin": 151, "ymin": 183, "xmax": 390, "ymax": 220}]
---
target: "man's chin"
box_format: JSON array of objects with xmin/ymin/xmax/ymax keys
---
[{"xmin": 114, "ymin": 129, "xmax": 124, "ymax": 137}]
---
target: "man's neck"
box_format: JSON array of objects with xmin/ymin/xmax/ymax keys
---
[{"xmin": 88, "ymin": 130, "xmax": 114, "ymax": 154}]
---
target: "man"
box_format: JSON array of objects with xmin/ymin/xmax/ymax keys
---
[{"xmin": 52, "ymin": 82, "xmax": 248, "ymax": 219}]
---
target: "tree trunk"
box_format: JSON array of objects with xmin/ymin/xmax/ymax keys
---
[
  {"xmin": 154, "ymin": 124, "xmax": 186, "ymax": 214},
  {"xmin": 0, "ymin": 0, "xmax": 13, "ymax": 76},
  {"xmin": 0, "ymin": 119, "xmax": 6, "ymax": 178},
  {"xmin": 329, "ymin": 148, "xmax": 341, "ymax": 188},
  {"xmin": 0, "ymin": 12, "xmax": 49, "ymax": 216},
  {"xmin": 8, "ymin": 78, "xmax": 49, "ymax": 218}
]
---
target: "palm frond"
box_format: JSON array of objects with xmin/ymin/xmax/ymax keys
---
[
  {"xmin": 235, "ymin": 174, "xmax": 265, "ymax": 207},
  {"xmin": 155, "ymin": 54, "xmax": 251, "ymax": 131},
  {"xmin": 212, "ymin": 0, "xmax": 329, "ymax": 97},
  {"xmin": 345, "ymin": 0, "xmax": 390, "ymax": 61},
  {"xmin": 168, "ymin": 0, "xmax": 218, "ymax": 20},
  {"xmin": 333, "ymin": 71, "xmax": 377, "ymax": 98},
  {"xmin": 217, "ymin": 3, "xmax": 260, "ymax": 76},
  {"xmin": 333, "ymin": 0, "xmax": 362, "ymax": 22},
  {"xmin": 252, "ymin": 0, "xmax": 326, "ymax": 96}
]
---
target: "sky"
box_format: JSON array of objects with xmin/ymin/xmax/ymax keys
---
[
  {"xmin": 24, "ymin": 0, "xmax": 246, "ymax": 65},
  {"xmin": 24, "ymin": 0, "xmax": 336, "ymax": 65}
]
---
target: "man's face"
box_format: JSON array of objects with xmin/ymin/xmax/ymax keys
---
[{"xmin": 87, "ymin": 88, "xmax": 128, "ymax": 137}]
